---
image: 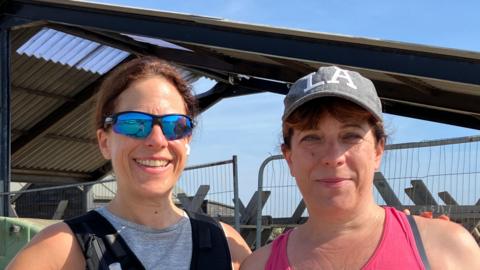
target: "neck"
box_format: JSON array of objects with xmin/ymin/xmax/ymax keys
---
[
  {"xmin": 107, "ymin": 192, "xmax": 184, "ymax": 229},
  {"xmin": 299, "ymin": 203, "xmax": 385, "ymax": 243}
]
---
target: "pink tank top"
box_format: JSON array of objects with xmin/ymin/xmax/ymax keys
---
[{"xmin": 265, "ymin": 207, "xmax": 426, "ymax": 270}]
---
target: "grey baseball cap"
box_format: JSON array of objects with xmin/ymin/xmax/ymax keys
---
[{"xmin": 282, "ymin": 66, "xmax": 383, "ymax": 122}]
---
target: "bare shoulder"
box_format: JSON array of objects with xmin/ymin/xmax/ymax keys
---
[
  {"xmin": 6, "ymin": 221, "xmax": 85, "ymax": 270},
  {"xmin": 240, "ymin": 242, "xmax": 272, "ymax": 270},
  {"xmin": 414, "ymin": 216, "xmax": 480, "ymax": 269},
  {"xmin": 220, "ymin": 222, "xmax": 252, "ymax": 270}
]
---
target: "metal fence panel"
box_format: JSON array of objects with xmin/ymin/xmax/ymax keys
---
[{"xmin": 2, "ymin": 156, "xmax": 240, "ymax": 230}]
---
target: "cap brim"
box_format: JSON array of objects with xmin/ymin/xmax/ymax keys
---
[{"xmin": 282, "ymin": 90, "xmax": 383, "ymax": 122}]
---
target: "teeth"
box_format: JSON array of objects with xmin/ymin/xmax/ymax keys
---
[{"xmin": 135, "ymin": 159, "xmax": 169, "ymax": 167}]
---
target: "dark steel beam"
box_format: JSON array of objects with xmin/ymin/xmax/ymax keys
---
[
  {"xmin": 11, "ymin": 168, "xmax": 91, "ymax": 184},
  {"xmin": 47, "ymin": 23, "xmax": 150, "ymax": 58},
  {"xmin": 196, "ymin": 82, "xmax": 230, "ymax": 112},
  {"xmin": 375, "ymin": 81, "xmax": 480, "ymax": 116},
  {"xmin": 196, "ymin": 80, "xmax": 275, "ymax": 112},
  {"xmin": 387, "ymin": 74, "xmax": 438, "ymax": 96},
  {"xmin": 13, "ymin": 85, "xmax": 75, "ymax": 101},
  {"xmin": 4, "ymin": 1, "xmax": 480, "ymax": 85},
  {"xmin": 0, "ymin": 14, "xmax": 35, "ymax": 29},
  {"xmin": 234, "ymin": 78, "xmax": 289, "ymax": 95},
  {"xmin": 44, "ymin": 21, "xmax": 480, "ymax": 130},
  {"xmin": 48, "ymin": 25, "xmax": 235, "ymax": 86},
  {"xmin": 235, "ymin": 76, "xmax": 480, "ymax": 129},
  {"xmin": 38, "ymin": 11, "xmax": 480, "ymax": 129},
  {"xmin": 194, "ymin": 74, "xmax": 480, "ymax": 129},
  {"xmin": 199, "ymin": 77, "xmax": 480, "ymax": 129},
  {"xmin": 164, "ymin": 41, "xmax": 308, "ymax": 82},
  {"xmin": 50, "ymin": 24, "xmax": 230, "ymax": 71},
  {"xmin": 12, "ymin": 129, "xmax": 96, "ymax": 144},
  {"xmin": 229, "ymin": 75, "xmax": 480, "ymax": 117},
  {"xmin": 383, "ymin": 101, "xmax": 480, "ymax": 130},
  {"xmin": 0, "ymin": 27, "xmax": 11, "ymax": 216},
  {"xmin": 49, "ymin": 24, "xmax": 305, "ymax": 83},
  {"xmin": 0, "ymin": 0, "xmax": 37, "ymax": 30},
  {"xmin": 43, "ymin": 134, "xmax": 96, "ymax": 144}
]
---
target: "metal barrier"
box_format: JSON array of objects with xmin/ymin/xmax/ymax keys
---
[
  {"xmin": 1, "ymin": 156, "xmax": 240, "ymax": 230},
  {"xmin": 256, "ymin": 155, "xmax": 286, "ymax": 248},
  {"xmin": 176, "ymin": 156, "xmax": 240, "ymax": 230},
  {"xmin": 5, "ymin": 179, "xmax": 115, "ymax": 220},
  {"xmin": 256, "ymin": 135, "xmax": 480, "ymax": 248}
]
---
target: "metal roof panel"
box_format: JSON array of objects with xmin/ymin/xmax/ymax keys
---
[{"xmin": 17, "ymin": 27, "xmax": 130, "ymax": 74}]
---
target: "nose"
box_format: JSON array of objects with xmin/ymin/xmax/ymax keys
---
[
  {"xmin": 144, "ymin": 124, "xmax": 168, "ymax": 148},
  {"xmin": 319, "ymin": 141, "xmax": 345, "ymax": 167}
]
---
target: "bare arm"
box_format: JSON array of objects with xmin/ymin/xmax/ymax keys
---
[
  {"xmin": 6, "ymin": 222, "xmax": 85, "ymax": 270},
  {"xmin": 240, "ymin": 243, "xmax": 272, "ymax": 270},
  {"xmin": 221, "ymin": 222, "xmax": 252, "ymax": 270},
  {"xmin": 415, "ymin": 216, "xmax": 480, "ymax": 270}
]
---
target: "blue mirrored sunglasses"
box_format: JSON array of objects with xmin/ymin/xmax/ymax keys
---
[{"xmin": 104, "ymin": 111, "xmax": 194, "ymax": 140}]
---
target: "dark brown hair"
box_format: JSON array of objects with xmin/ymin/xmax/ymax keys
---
[
  {"xmin": 282, "ymin": 97, "xmax": 386, "ymax": 148},
  {"xmin": 95, "ymin": 56, "xmax": 198, "ymax": 130}
]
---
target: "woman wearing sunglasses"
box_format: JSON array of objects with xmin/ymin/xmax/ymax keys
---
[
  {"xmin": 241, "ymin": 66, "xmax": 480, "ymax": 270},
  {"xmin": 7, "ymin": 57, "xmax": 251, "ymax": 270}
]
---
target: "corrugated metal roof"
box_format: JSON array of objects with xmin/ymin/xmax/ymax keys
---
[
  {"xmin": 17, "ymin": 27, "xmax": 130, "ymax": 74},
  {"xmin": 12, "ymin": 137, "xmax": 103, "ymax": 173},
  {"xmin": 48, "ymin": 100, "xmax": 96, "ymax": 139},
  {"xmin": 10, "ymin": 27, "xmax": 111, "ymax": 179},
  {"xmin": 11, "ymin": 55, "xmax": 98, "ymax": 130},
  {"xmin": 11, "ymin": 97, "xmax": 102, "ymax": 174}
]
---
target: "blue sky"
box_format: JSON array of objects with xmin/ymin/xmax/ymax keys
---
[{"xmin": 90, "ymin": 0, "xmax": 480, "ymax": 201}]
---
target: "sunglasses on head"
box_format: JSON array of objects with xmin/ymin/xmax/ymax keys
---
[{"xmin": 104, "ymin": 111, "xmax": 194, "ymax": 140}]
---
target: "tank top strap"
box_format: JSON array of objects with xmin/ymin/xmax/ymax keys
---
[
  {"xmin": 265, "ymin": 229, "xmax": 293, "ymax": 270},
  {"xmin": 362, "ymin": 207, "xmax": 426, "ymax": 270}
]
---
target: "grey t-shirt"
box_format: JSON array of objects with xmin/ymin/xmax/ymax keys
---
[{"xmin": 96, "ymin": 207, "xmax": 193, "ymax": 270}]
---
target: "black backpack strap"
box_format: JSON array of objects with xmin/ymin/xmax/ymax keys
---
[
  {"xmin": 407, "ymin": 215, "xmax": 431, "ymax": 270},
  {"xmin": 64, "ymin": 211, "xmax": 145, "ymax": 270},
  {"xmin": 186, "ymin": 211, "xmax": 232, "ymax": 270}
]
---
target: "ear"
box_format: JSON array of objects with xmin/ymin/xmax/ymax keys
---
[
  {"xmin": 374, "ymin": 138, "xmax": 385, "ymax": 170},
  {"xmin": 97, "ymin": 129, "xmax": 112, "ymax": 160},
  {"xmin": 281, "ymin": 144, "xmax": 294, "ymax": 176},
  {"xmin": 184, "ymin": 135, "xmax": 192, "ymax": 155}
]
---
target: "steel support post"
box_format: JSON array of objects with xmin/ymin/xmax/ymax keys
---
[{"xmin": 0, "ymin": 28, "xmax": 11, "ymax": 217}]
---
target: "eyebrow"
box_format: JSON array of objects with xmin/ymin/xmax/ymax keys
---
[{"xmin": 340, "ymin": 123, "xmax": 368, "ymax": 131}]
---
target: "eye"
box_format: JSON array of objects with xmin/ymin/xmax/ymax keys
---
[{"xmin": 341, "ymin": 132, "xmax": 363, "ymax": 143}]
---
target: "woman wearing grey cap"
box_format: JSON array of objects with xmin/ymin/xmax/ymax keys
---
[{"xmin": 241, "ymin": 66, "xmax": 480, "ymax": 270}]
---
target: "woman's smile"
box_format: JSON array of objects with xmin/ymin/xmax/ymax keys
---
[
  {"xmin": 134, "ymin": 158, "xmax": 170, "ymax": 168},
  {"xmin": 314, "ymin": 177, "xmax": 351, "ymax": 188}
]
